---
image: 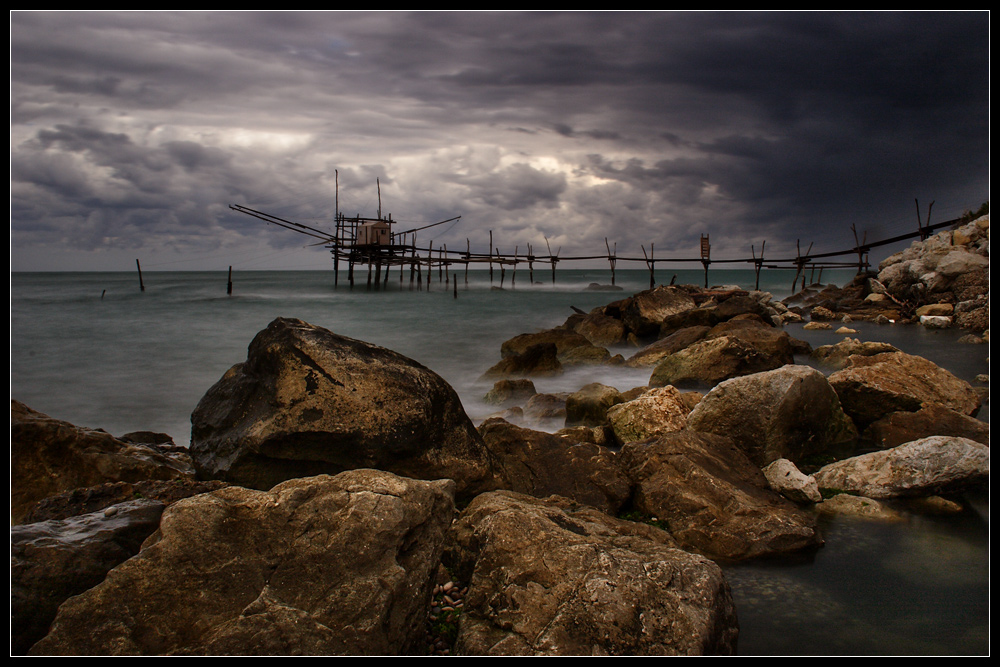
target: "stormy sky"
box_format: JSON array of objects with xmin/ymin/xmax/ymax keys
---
[{"xmin": 10, "ymin": 11, "xmax": 990, "ymax": 272}]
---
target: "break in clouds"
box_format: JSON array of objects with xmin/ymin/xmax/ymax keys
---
[{"xmin": 10, "ymin": 11, "xmax": 990, "ymax": 271}]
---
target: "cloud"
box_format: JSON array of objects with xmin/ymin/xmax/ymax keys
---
[{"xmin": 9, "ymin": 11, "xmax": 990, "ymax": 271}]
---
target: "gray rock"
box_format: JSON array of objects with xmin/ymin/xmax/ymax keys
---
[
  {"xmin": 762, "ymin": 459, "xmax": 822, "ymax": 504},
  {"xmin": 813, "ymin": 436, "xmax": 989, "ymax": 499}
]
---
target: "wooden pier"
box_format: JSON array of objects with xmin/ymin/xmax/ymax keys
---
[{"xmin": 231, "ymin": 190, "xmax": 965, "ymax": 292}]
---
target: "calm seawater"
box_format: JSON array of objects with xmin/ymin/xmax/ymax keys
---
[{"xmin": 9, "ymin": 268, "xmax": 989, "ymax": 655}]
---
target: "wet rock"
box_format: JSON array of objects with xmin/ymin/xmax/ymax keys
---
[
  {"xmin": 619, "ymin": 432, "xmax": 823, "ymax": 560},
  {"xmin": 564, "ymin": 383, "xmax": 624, "ymax": 427},
  {"xmin": 813, "ymin": 436, "xmax": 989, "ymax": 499},
  {"xmin": 11, "ymin": 400, "xmax": 194, "ymax": 525},
  {"xmin": 500, "ymin": 328, "xmax": 603, "ymax": 361},
  {"xmin": 12, "ymin": 499, "xmax": 167, "ymax": 655},
  {"xmin": 687, "ymin": 365, "xmax": 857, "ymax": 467},
  {"xmin": 23, "ymin": 479, "xmax": 229, "ymax": 524},
  {"xmin": 478, "ymin": 418, "xmax": 631, "ymax": 514},
  {"xmin": 482, "ymin": 343, "xmax": 564, "ymax": 378},
  {"xmin": 521, "ymin": 393, "xmax": 569, "ymax": 430},
  {"xmin": 483, "ymin": 379, "xmax": 537, "ymax": 406},
  {"xmin": 447, "ymin": 491, "xmax": 738, "ymax": 655},
  {"xmin": 190, "ymin": 318, "xmax": 502, "ymax": 498},
  {"xmin": 571, "ymin": 310, "xmax": 628, "ymax": 347},
  {"xmin": 31, "ymin": 471, "xmax": 457, "ymax": 656},
  {"xmin": 814, "ymin": 494, "xmax": 903, "ymax": 520},
  {"xmin": 606, "ymin": 386, "xmax": 689, "ymax": 444}
]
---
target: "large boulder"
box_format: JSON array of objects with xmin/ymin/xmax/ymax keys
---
[
  {"xmin": 12, "ymin": 499, "xmax": 167, "ymax": 655},
  {"xmin": 810, "ymin": 338, "xmax": 899, "ymax": 369},
  {"xmin": 827, "ymin": 351, "xmax": 982, "ymax": 430},
  {"xmin": 478, "ymin": 418, "xmax": 631, "ymax": 514},
  {"xmin": 625, "ymin": 326, "xmax": 711, "ymax": 367},
  {"xmin": 31, "ymin": 471, "xmax": 456, "ymax": 656},
  {"xmin": 190, "ymin": 318, "xmax": 502, "ymax": 497},
  {"xmin": 447, "ymin": 491, "xmax": 739, "ymax": 656},
  {"xmin": 618, "ymin": 432, "xmax": 822, "ymax": 561},
  {"xmin": 481, "ymin": 343, "xmax": 564, "ymax": 379},
  {"xmin": 686, "ymin": 365, "xmax": 858, "ymax": 467},
  {"xmin": 11, "ymin": 400, "xmax": 195, "ymax": 524},
  {"xmin": 648, "ymin": 335, "xmax": 789, "ymax": 389},
  {"xmin": 813, "ymin": 436, "xmax": 989, "ymax": 499},
  {"xmin": 570, "ymin": 309, "xmax": 628, "ymax": 347},
  {"xmin": 621, "ymin": 286, "xmax": 698, "ymax": 339}
]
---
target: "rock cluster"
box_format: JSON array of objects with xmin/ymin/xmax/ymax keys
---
[
  {"xmin": 782, "ymin": 215, "xmax": 989, "ymax": 334},
  {"xmin": 13, "ymin": 274, "xmax": 989, "ymax": 655}
]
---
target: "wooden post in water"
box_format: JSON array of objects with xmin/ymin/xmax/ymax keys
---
[
  {"xmin": 641, "ymin": 245, "xmax": 654, "ymax": 289},
  {"xmin": 512, "ymin": 246, "xmax": 517, "ymax": 289},
  {"xmin": 227, "ymin": 266, "xmax": 233, "ymax": 295},
  {"xmin": 605, "ymin": 238, "xmax": 616, "ymax": 286},
  {"xmin": 426, "ymin": 242, "xmax": 433, "ymax": 289},
  {"xmin": 465, "ymin": 239, "xmax": 470, "ymax": 285},
  {"xmin": 700, "ymin": 235, "xmax": 711, "ymax": 288},
  {"xmin": 851, "ymin": 224, "xmax": 868, "ymax": 275},
  {"xmin": 527, "ymin": 243, "xmax": 534, "ymax": 284},
  {"xmin": 751, "ymin": 241, "xmax": 765, "ymax": 290},
  {"xmin": 498, "ymin": 249, "xmax": 506, "ymax": 288},
  {"xmin": 136, "ymin": 259, "xmax": 145, "ymax": 292},
  {"xmin": 453, "ymin": 274, "xmax": 457, "ymax": 299},
  {"xmin": 489, "ymin": 231, "xmax": 494, "ymax": 285}
]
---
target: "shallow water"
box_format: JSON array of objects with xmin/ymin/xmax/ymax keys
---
[{"xmin": 9, "ymin": 268, "xmax": 990, "ymax": 655}]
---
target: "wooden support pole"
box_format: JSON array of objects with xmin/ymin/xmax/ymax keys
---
[
  {"xmin": 512, "ymin": 246, "xmax": 517, "ymax": 289},
  {"xmin": 489, "ymin": 231, "xmax": 494, "ymax": 284},
  {"xmin": 227, "ymin": 266, "xmax": 233, "ymax": 295},
  {"xmin": 453, "ymin": 274, "xmax": 457, "ymax": 299},
  {"xmin": 426, "ymin": 242, "xmax": 433, "ymax": 289},
  {"xmin": 465, "ymin": 239, "xmax": 470, "ymax": 285},
  {"xmin": 136, "ymin": 259, "xmax": 145, "ymax": 292},
  {"xmin": 605, "ymin": 238, "xmax": 616, "ymax": 286}
]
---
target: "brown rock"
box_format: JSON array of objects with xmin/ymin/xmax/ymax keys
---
[
  {"xmin": 863, "ymin": 405, "xmax": 990, "ymax": 449},
  {"xmin": 448, "ymin": 491, "xmax": 738, "ymax": 655},
  {"xmin": 11, "ymin": 401, "xmax": 194, "ymax": 525},
  {"xmin": 190, "ymin": 318, "xmax": 501, "ymax": 498},
  {"xmin": 478, "ymin": 418, "xmax": 631, "ymax": 513},
  {"xmin": 31, "ymin": 471, "xmax": 456, "ymax": 656},
  {"xmin": 828, "ymin": 351, "xmax": 982, "ymax": 429},
  {"xmin": 619, "ymin": 432, "xmax": 822, "ymax": 560}
]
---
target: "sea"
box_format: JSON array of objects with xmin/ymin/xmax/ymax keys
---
[{"xmin": 9, "ymin": 267, "xmax": 990, "ymax": 655}]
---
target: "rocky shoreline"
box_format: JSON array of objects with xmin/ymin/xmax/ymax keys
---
[{"xmin": 12, "ymin": 217, "xmax": 989, "ymax": 656}]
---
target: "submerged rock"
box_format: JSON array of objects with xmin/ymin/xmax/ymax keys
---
[
  {"xmin": 31, "ymin": 471, "xmax": 457, "ymax": 656},
  {"xmin": 190, "ymin": 318, "xmax": 502, "ymax": 497},
  {"xmin": 447, "ymin": 491, "xmax": 738, "ymax": 655}
]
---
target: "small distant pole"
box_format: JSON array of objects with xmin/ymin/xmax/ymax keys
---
[
  {"xmin": 700, "ymin": 235, "xmax": 711, "ymax": 288},
  {"xmin": 135, "ymin": 259, "xmax": 145, "ymax": 292},
  {"xmin": 453, "ymin": 274, "xmax": 458, "ymax": 299},
  {"xmin": 227, "ymin": 266, "xmax": 233, "ymax": 295}
]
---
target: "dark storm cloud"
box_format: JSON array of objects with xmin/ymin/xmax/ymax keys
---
[{"xmin": 9, "ymin": 11, "xmax": 989, "ymax": 271}]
